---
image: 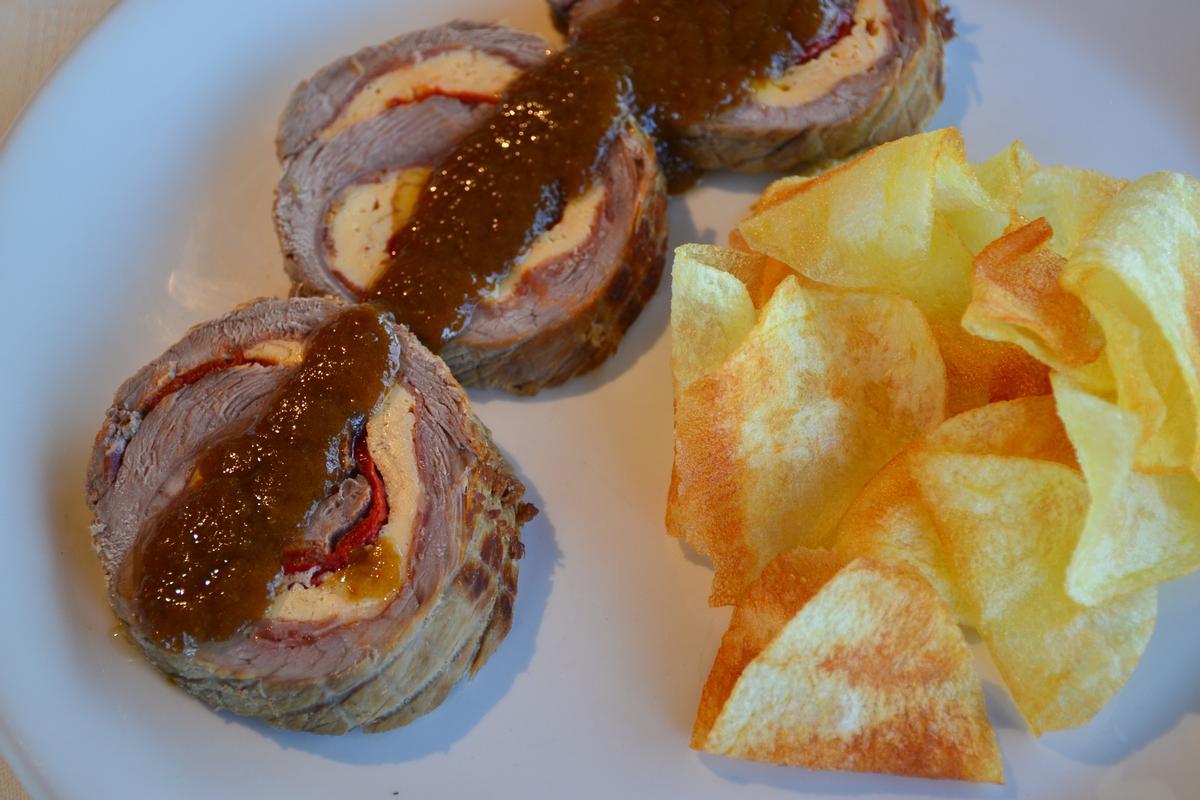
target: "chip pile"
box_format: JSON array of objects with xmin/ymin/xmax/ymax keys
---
[{"xmin": 667, "ymin": 128, "xmax": 1200, "ymax": 782}]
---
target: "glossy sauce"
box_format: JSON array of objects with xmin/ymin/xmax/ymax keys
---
[
  {"xmin": 374, "ymin": 0, "xmax": 855, "ymax": 348},
  {"xmin": 329, "ymin": 538, "xmax": 402, "ymax": 600},
  {"xmin": 124, "ymin": 306, "xmax": 396, "ymax": 650},
  {"xmin": 130, "ymin": 0, "xmax": 855, "ymax": 649}
]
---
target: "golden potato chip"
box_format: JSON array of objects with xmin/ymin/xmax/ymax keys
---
[
  {"xmin": 668, "ymin": 266, "xmax": 946, "ymax": 605},
  {"xmin": 933, "ymin": 325, "xmax": 1050, "ymax": 414},
  {"xmin": 672, "ymin": 243, "xmax": 798, "ymax": 312},
  {"xmin": 923, "ymin": 394, "xmax": 1075, "ymax": 465},
  {"xmin": 832, "ymin": 456, "xmax": 973, "ymax": 625},
  {"xmin": 670, "ymin": 247, "xmax": 759, "ymax": 391},
  {"xmin": 962, "ymin": 218, "xmax": 1105, "ymax": 373},
  {"xmin": 735, "ymin": 129, "xmax": 1046, "ymax": 414},
  {"xmin": 736, "ymin": 129, "xmax": 1003, "ymax": 320},
  {"xmin": 691, "ymin": 548, "xmax": 847, "ymax": 747},
  {"xmin": 914, "ymin": 453, "xmax": 1157, "ymax": 735},
  {"xmin": 1052, "ymin": 374, "xmax": 1200, "ymax": 605},
  {"xmin": 693, "ymin": 551, "xmax": 1002, "ymax": 783},
  {"xmin": 975, "ymin": 140, "xmax": 1040, "ymax": 215},
  {"xmin": 834, "ymin": 396, "xmax": 1074, "ymax": 625},
  {"xmin": 1061, "ymin": 172, "xmax": 1200, "ymax": 472},
  {"xmin": 1017, "ymin": 166, "xmax": 1127, "ymax": 257}
]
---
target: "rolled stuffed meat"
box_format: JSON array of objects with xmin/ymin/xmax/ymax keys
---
[
  {"xmin": 86, "ymin": 298, "xmax": 534, "ymax": 733},
  {"xmin": 551, "ymin": 0, "xmax": 950, "ymax": 173},
  {"xmin": 275, "ymin": 22, "xmax": 669, "ymax": 394},
  {"xmin": 276, "ymin": 21, "xmax": 549, "ymax": 160}
]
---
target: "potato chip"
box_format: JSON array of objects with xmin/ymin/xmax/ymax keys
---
[
  {"xmin": 670, "ymin": 247, "xmax": 759, "ymax": 391},
  {"xmin": 672, "ymin": 243, "xmax": 798, "ymax": 312},
  {"xmin": 962, "ymin": 218, "xmax": 1105, "ymax": 374},
  {"xmin": 736, "ymin": 129, "xmax": 1002, "ymax": 320},
  {"xmin": 832, "ymin": 457, "xmax": 973, "ymax": 626},
  {"xmin": 1017, "ymin": 166, "xmax": 1127, "ymax": 257},
  {"xmin": 834, "ymin": 396, "xmax": 1074, "ymax": 625},
  {"xmin": 668, "ymin": 260, "xmax": 946, "ymax": 605},
  {"xmin": 914, "ymin": 453, "xmax": 1157, "ymax": 734},
  {"xmin": 934, "ymin": 325, "xmax": 1051, "ymax": 414},
  {"xmin": 735, "ymin": 129, "xmax": 1046, "ymax": 414},
  {"xmin": 975, "ymin": 140, "xmax": 1040, "ymax": 216},
  {"xmin": 1061, "ymin": 172, "xmax": 1200, "ymax": 472},
  {"xmin": 1052, "ymin": 374, "xmax": 1200, "ymax": 605},
  {"xmin": 693, "ymin": 551, "xmax": 1002, "ymax": 783},
  {"xmin": 922, "ymin": 394, "xmax": 1075, "ymax": 464}
]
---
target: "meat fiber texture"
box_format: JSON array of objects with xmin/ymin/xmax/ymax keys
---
[
  {"xmin": 86, "ymin": 298, "xmax": 533, "ymax": 733},
  {"xmin": 552, "ymin": 0, "xmax": 949, "ymax": 173},
  {"xmin": 274, "ymin": 22, "xmax": 669, "ymax": 394}
]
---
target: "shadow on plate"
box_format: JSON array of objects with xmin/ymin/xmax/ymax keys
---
[
  {"xmin": 466, "ymin": 190, "xmax": 709, "ymax": 405},
  {"xmin": 468, "ymin": 170, "xmax": 776, "ymax": 406},
  {"xmin": 932, "ymin": 17, "xmax": 982, "ymax": 131},
  {"xmin": 699, "ymin": 751, "xmax": 1016, "ymax": 798},
  {"xmin": 239, "ymin": 448, "xmax": 561, "ymax": 765},
  {"xmin": 1039, "ymin": 570, "xmax": 1200, "ymax": 766},
  {"xmin": 43, "ymin": 428, "xmax": 118, "ymax": 646}
]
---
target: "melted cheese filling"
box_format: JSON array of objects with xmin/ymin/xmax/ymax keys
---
[
  {"xmin": 753, "ymin": 0, "xmax": 890, "ymax": 108},
  {"xmin": 321, "ymin": 50, "xmax": 520, "ymax": 141},
  {"xmin": 326, "ymin": 167, "xmax": 431, "ymax": 288},
  {"xmin": 266, "ymin": 383, "xmax": 420, "ymax": 624},
  {"xmin": 328, "ymin": 171, "xmax": 605, "ymax": 297},
  {"xmin": 243, "ymin": 338, "xmax": 305, "ymax": 367}
]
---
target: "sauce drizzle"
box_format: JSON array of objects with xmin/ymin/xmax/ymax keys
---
[
  {"xmin": 129, "ymin": 0, "xmax": 857, "ymax": 649},
  {"xmin": 124, "ymin": 306, "xmax": 396, "ymax": 651},
  {"xmin": 374, "ymin": 0, "xmax": 856, "ymax": 349}
]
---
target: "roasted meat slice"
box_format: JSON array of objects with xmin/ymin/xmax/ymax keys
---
[
  {"xmin": 276, "ymin": 20, "xmax": 550, "ymax": 160},
  {"xmin": 551, "ymin": 0, "xmax": 950, "ymax": 173},
  {"xmin": 274, "ymin": 22, "xmax": 669, "ymax": 394},
  {"xmin": 86, "ymin": 298, "xmax": 534, "ymax": 733}
]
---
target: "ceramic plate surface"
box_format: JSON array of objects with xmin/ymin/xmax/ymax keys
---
[{"xmin": 1, "ymin": 1, "xmax": 1198, "ymax": 797}]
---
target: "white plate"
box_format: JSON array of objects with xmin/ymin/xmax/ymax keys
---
[{"xmin": 1, "ymin": 1, "xmax": 1198, "ymax": 797}]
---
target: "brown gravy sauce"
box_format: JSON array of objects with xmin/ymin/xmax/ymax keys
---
[
  {"xmin": 127, "ymin": 0, "xmax": 854, "ymax": 649},
  {"xmin": 123, "ymin": 306, "xmax": 396, "ymax": 650}
]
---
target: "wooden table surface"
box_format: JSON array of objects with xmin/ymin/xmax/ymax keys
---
[{"xmin": 2, "ymin": 3, "xmax": 119, "ymax": 794}]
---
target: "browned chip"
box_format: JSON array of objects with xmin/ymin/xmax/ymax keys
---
[
  {"xmin": 963, "ymin": 217, "xmax": 1104, "ymax": 372},
  {"xmin": 668, "ymin": 254, "xmax": 946, "ymax": 605},
  {"xmin": 692, "ymin": 551, "xmax": 1002, "ymax": 783}
]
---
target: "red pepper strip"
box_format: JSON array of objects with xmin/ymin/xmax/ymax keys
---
[
  {"xmin": 797, "ymin": 9, "xmax": 856, "ymax": 63},
  {"xmin": 280, "ymin": 434, "xmax": 390, "ymax": 579},
  {"xmin": 144, "ymin": 353, "xmax": 275, "ymax": 416},
  {"xmin": 384, "ymin": 87, "xmax": 499, "ymax": 109},
  {"xmin": 105, "ymin": 353, "xmax": 277, "ymax": 482}
]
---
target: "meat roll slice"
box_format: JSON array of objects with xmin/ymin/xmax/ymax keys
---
[
  {"xmin": 86, "ymin": 298, "xmax": 534, "ymax": 733},
  {"xmin": 274, "ymin": 23, "xmax": 669, "ymax": 394},
  {"xmin": 276, "ymin": 20, "xmax": 550, "ymax": 161},
  {"xmin": 551, "ymin": 0, "xmax": 950, "ymax": 173}
]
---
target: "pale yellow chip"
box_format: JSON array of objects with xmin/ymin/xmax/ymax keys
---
[
  {"xmin": 672, "ymin": 243, "xmax": 798, "ymax": 313},
  {"xmin": 668, "ymin": 257, "xmax": 946, "ymax": 605},
  {"xmin": 1062, "ymin": 172, "xmax": 1200, "ymax": 472},
  {"xmin": 834, "ymin": 395, "xmax": 1075, "ymax": 626},
  {"xmin": 832, "ymin": 455, "xmax": 973, "ymax": 625},
  {"xmin": 1053, "ymin": 374, "xmax": 1200, "ymax": 605},
  {"xmin": 922, "ymin": 394, "xmax": 1076, "ymax": 464},
  {"xmin": 914, "ymin": 453, "xmax": 1157, "ymax": 735},
  {"xmin": 736, "ymin": 129, "xmax": 1003, "ymax": 321},
  {"xmin": 735, "ymin": 129, "xmax": 1047, "ymax": 414},
  {"xmin": 962, "ymin": 218, "xmax": 1105, "ymax": 374},
  {"xmin": 670, "ymin": 247, "xmax": 759, "ymax": 392},
  {"xmin": 693, "ymin": 551, "xmax": 1003, "ymax": 783},
  {"xmin": 975, "ymin": 139, "xmax": 1040, "ymax": 216},
  {"xmin": 1017, "ymin": 166, "xmax": 1127, "ymax": 258}
]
